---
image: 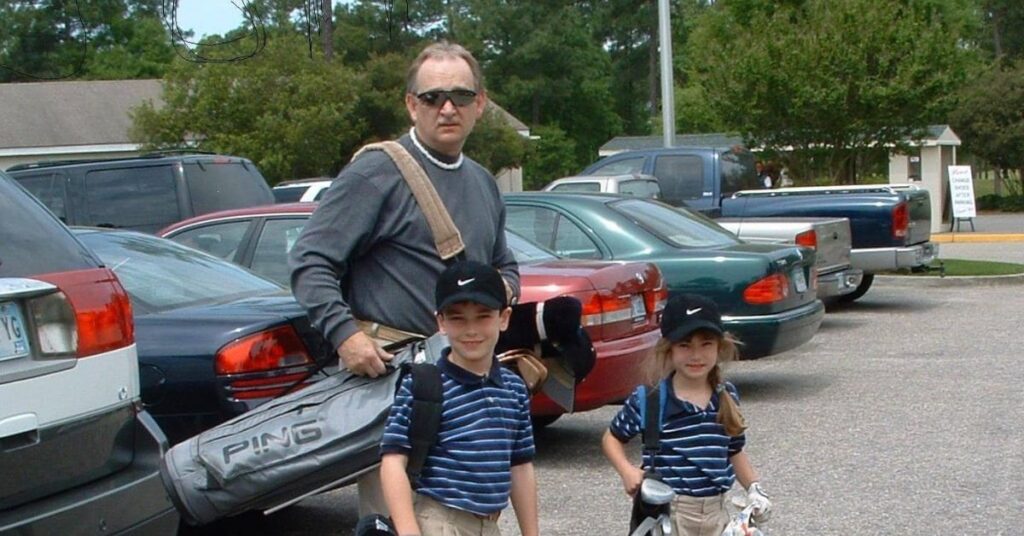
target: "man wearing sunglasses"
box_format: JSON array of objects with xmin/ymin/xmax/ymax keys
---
[{"xmin": 289, "ymin": 41, "xmax": 521, "ymax": 519}]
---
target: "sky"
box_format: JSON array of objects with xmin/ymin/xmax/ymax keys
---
[{"xmin": 174, "ymin": 0, "xmax": 249, "ymax": 39}]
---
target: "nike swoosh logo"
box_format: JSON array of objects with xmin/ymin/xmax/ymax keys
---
[
  {"xmin": 457, "ymin": 278, "xmax": 475, "ymax": 286},
  {"xmin": 686, "ymin": 307, "xmax": 702, "ymax": 315}
]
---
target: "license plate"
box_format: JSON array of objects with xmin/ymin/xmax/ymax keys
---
[
  {"xmin": 792, "ymin": 269, "xmax": 808, "ymax": 293},
  {"xmin": 0, "ymin": 301, "xmax": 30, "ymax": 362},
  {"xmin": 630, "ymin": 294, "xmax": 646, "ymax": 321}
]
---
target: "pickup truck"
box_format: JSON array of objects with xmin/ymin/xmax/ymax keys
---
[
  {"xmin": 716, "ymin": 217, "xmax": 861, "ymax": 300},
  {"xmin": 581, "ymin": 146, "xmax": 939, "ymax": 301}
]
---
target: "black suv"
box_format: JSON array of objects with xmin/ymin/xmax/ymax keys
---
[
  {"xmin": 7, "ymin": 153, "xmax": 274, "ymax": 233},
  {"xmin": 0, "ymin": 170, "xmax": 178, "ymax": 533}
]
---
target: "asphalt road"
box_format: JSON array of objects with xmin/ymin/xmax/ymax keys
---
[{"xmin": 182, "ymin": 280, "xmax": 1024, "ymax": 535}]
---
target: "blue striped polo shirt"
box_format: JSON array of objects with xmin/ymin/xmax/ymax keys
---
[
  {"xmin": 381, "ymin": 350, "xmax": 536, "ymax": 515},
  {"xmin": 609, "ymin": 377, "xmax": 746, "ymax": 497}
]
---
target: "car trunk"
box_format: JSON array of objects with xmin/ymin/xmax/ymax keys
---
[
  {"xmin": 714, "ymin": 243, "xmax": 818, "ymax": 316},
  {"xmin": 520, "ymin": 260, "xmax": 664, "ymax": 343}
]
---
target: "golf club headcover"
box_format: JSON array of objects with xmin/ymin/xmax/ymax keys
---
[{"xmin": 495, "ymin": 296, "xmax": 595, "ymax": 382}]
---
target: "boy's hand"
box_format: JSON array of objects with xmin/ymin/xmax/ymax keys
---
[{"xmin": 620, "ymin": 466, "xmax": 645, "ymax": 497}]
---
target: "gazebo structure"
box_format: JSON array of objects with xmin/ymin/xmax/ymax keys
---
[{"xmin": 887, "ymin": 125, "xmax": 962, "ymax": 233}]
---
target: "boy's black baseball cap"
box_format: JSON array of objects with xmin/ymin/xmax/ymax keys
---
[
  {"xmin": 661, "ymin": 294, "xmax": 723, "ymax": 342},
  {"xmin": 435, "ymin": 260, "xmax": 507, "ymax": 312}
]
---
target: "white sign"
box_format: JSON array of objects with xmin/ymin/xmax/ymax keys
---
[{"xmin": 947, "ymin": 165, "xmax": 976, "ymax": 219}]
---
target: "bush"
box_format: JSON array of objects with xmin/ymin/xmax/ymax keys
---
[{"xmin": 977, "ymin": 194, "xmax": 1024, "ymax": 212}]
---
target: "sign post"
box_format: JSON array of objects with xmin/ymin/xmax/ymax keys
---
[{"xmin": 947, "ymin": 165, "xmax": 976, "ymax": 232}]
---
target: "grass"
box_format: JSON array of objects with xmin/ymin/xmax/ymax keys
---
[{"xmin": 884, "ymin": 258, "xmax": 1024, "ymax": 276}]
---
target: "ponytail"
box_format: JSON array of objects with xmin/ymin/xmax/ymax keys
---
[{"xmin": 710, "ymin": 334, "xmax": 746, "ymax": 437}]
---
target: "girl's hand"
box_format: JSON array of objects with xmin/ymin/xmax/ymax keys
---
[{"xmin": 620, "ymin": 466, "xmax": 645, "ymax": 497}]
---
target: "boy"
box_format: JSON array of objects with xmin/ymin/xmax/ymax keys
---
[{"xmin": 379, "ymin": 261, "xmax": 539, "ymax": 536}]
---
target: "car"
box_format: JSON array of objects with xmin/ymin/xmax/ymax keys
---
[
  {"xmin": 502, "ymin": 192, "xmax": 825, "ymax": 359},
  {"xmin": 71, "ymin": 228, "xmax": 334, "ymax": 445},
  {"xmin": 6, "ymin": 152, "xmax": 275, "ymax": 233},
  {"xmin": 272, "ymin": 178, "xmax": 332, "ymax": 203},
  {"xmin": 542, "ymin": 173, "xmax": 662, "ymax": 199},
  {"xmin": 158, "ymin": 203, "xmax": 667, "ymax": 421},
  {"xmin": 0, "ymin": 171, "xmax": 178, "ymax": 533}
]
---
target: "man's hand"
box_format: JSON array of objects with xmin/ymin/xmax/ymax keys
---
[{"xmin": 338, "ymin": 331, "xmax": 394, "ymax": 377}]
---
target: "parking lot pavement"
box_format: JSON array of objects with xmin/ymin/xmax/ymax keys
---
[{"xmin": 181, "ymin": 282, "xmax": 1024, "ymax": 536}]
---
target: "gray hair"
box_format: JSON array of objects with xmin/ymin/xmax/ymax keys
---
[{"xmin": 406, "ymin": 41, "xmax": 484, "ymax": 94}]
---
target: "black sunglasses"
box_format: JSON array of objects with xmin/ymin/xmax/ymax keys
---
[{"xmin": 415, "ymin": 89, "xmax": 478, "ymax": 108}]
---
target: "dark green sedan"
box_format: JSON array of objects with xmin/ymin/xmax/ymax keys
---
[{"xmin": 503, "ymin": 192, "xmax": 824, "ymax": 359}]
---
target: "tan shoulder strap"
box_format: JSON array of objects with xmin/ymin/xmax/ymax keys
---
[{"xmin": 352, "ymin": 141, "xmax": 465, "ymax": 260}]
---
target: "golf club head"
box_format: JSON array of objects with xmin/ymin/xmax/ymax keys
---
[{"xmin": 640, "ymin": 477, "xmax": 675, "ymax": 506}]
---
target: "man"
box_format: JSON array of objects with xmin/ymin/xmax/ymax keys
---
[{"xmin": 289, "ymin": 41, "xmax": 520, "ymax": 517}]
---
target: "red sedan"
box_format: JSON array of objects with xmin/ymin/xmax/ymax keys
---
[{"xmin": 159, "ymin": 203, "xmax": 664, "ymax": 423}]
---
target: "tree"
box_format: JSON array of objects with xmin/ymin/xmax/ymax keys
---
[
  {"xmin": 0, "ymin": 0, "xmax": 173, "ymax": 82},
  {"xmin": 131, "ymin": 34, "xmax": 369, "ymax": 183},
  {"xmin": 949, "ymin": 59, "xmax": 1024, "ymax": 192},
  {"xmin": 686, "ymin": 0, "xmax": 978, "ymax": 183},
  {"xmin": 522, "ymin": 124, "xmax": 577, "ymax": 190}
]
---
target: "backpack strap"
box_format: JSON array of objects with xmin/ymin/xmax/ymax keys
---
[
  {"xmin": 352, "ymin": 141, "xmax": 465, "ymax": 260},
  {"xmin": 405, "ymin": 362, "xmax": 444, "ymax": 480},
  {"xmin": 639, "ymin": 383, "xmax": 667, "ymax": 474}
]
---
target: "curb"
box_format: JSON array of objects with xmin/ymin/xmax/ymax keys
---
[
  {"xmin": 931, "ymin": 233, "xmax": 1024, "ymax": 243},
  {"xmin": 875, "ymin": 272, "xmax": 1024, "ymax": 287}
]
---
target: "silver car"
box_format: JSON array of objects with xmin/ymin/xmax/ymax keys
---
[{"xmin": 542, "ymin": 173, "xmax": 661, "ymax": 199}]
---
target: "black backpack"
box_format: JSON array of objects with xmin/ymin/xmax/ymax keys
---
[{"xmin": 403, "ymin": 362, "xmax": 444, "ymax": 480}]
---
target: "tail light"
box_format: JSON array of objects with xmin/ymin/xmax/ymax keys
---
[
  {"xmin": 892, "ymin": 202, "xmax": 909, "ymax": 239},
  {"xmin": 795, "ymin": 230, "xmax": 817, "ymax": 249},
  {"xmin": 216, "ymin": 325, "xmax": 316, "ymax": 400},
  {"xmin": 743, "ymin": 273, "xmax": 790, "ymax": 305},
  {"xmin": 644, "ymin": 286, "xmax": 669, "ymax": 320},
  {"xmin": 33, "ymin": 268, "xmax": 135, "ymax": 358}
]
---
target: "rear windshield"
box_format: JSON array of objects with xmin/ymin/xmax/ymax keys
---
[
  {"xmin": 184, "ymin": 161, "xmax": 274, "ymax": 215},
  {"xmin": 272, "ymin": 186, "xmax": 306, "ymax": 203},
  {"xmin": 609, "ymin": 198, "xmax": 740, "ymax": 248},
  {"xmin": 0, "ymin": 173, "xmax": 98, "ymax": 276},
  {"xmin": 720, "ymin": 148, "xmax": 759, "ymax": 197},
  {"xmin": 75, "ymin": 231, "xmax": 282, "ymax": 314}
]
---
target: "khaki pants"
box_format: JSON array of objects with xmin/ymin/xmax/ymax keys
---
[
  {"xmin": 671, "ymin": 494, "xmax": 728, "ymax": 536},
  {"xmin": 414, "ymin": 495, "xmax": 501, "ymax": 536}
]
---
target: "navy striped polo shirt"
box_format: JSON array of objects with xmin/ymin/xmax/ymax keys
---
[
  {"xmin": 381, "ymin": 350, "xmax": 536, "ymax": 515},
  {"xmin": 609, "ymin": 377, "xmax": 746, "ymax": 497}
]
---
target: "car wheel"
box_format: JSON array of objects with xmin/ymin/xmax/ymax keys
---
[
  {"xmin": 836, "ymin": 273, "xmax": 874, "ymax": 303},
  {"xmin": 530, "ymin": 414, "xmax": 561, "ymax": 429}
]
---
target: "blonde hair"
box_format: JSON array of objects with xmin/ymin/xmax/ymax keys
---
[{"xmin": 642, "ymin": 331, "xmax": 747, "ymax": 436}]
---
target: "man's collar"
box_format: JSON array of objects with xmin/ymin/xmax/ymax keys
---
[
  {"xmin": 409, "ymin": 127, "xmax": 464, "ymax": 169},
  {"xmin": 439, "ymin": 347, "xmax": 505, "ymax": 387}
]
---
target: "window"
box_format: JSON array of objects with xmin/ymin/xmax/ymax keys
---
[
  {"xmin": 551, "ymin": 182, "xmax": 601, "ymax": 193},
  {"xmin": 15, "ymin": 172, "xmax": 69, "ymax": 221},
  {"xmin": 653, "ymin": 155, "xmax": 704, "ymax": 202},
  {"xmin": 619, "ymin": 180, "xmax": 660, "ymax": 199},
  {"xmin": 720, "ymin": 149, "xmax": 759, "ymax": 197},
  {"xmin": 251, "ymin": 218, "xmax": 307, "ymax": 286},
  {"xmin": 588, "ymin": 157, "xmax": 644, "ymax": 176},
  {"xmin": 0, "ymin": 173, "xmax": 96, "ymax": 277},
  {"xmin": 610, "ymin": 198, "xmax": 739, "ymax": 249},
  {"xmin": 184, "ymin": 161, "xmax": 273, "ymax": 214},
  {"xmin": 504, "ymin": 230, "xmax": 557, "ymax": 264},
  {"xmin": 84, "ymin": 166, "xmax": 180, "ymax": 232},
  {"xmin": 167, "ymin": 220, "xmax": 251, "ymax": 261},
  {"xmin": 505, "ymin": 206, "xmax": 600, "ymax": 260},
  {"xmin": 273, "ymin": 186, "xmax": 305, "ymax": 203}
]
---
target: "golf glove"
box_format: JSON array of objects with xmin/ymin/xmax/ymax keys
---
[{"xmin": 746, "ymin": 482, "xmax": 772, "ymax": 524}]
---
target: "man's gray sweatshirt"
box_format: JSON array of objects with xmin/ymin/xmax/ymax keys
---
[{"xmin": 288, "ymin": 134, "xmax": 520, "ymax": 351}]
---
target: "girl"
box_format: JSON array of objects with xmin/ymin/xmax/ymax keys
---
[{"xmin": 602, "ymin": 293, "xmax": 771, "ymax": 536}]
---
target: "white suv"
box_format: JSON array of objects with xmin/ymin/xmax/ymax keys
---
[
  {"xmin": 272, "ymin": 178, "xmax": 333, "ymax": 203},
  {"xmin": 0, "ymin": 171, "xmax": 178, "ymax": 533}
]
